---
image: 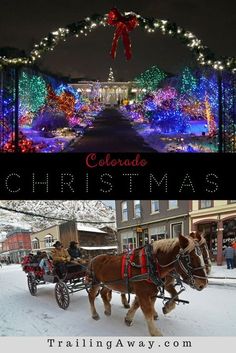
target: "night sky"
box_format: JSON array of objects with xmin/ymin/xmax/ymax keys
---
[{"xmin": 0, "ymin": 0, "xmax": 235, "ymax": 80}]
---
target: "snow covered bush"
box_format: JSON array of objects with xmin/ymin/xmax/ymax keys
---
[{"xmin": 32, "ymin": 107, "xmax": 69, "ymax": 132}]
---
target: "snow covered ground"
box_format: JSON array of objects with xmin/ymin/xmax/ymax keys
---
[
  {"xmin": 133, "ymin": 123, "xmax": 217, "ymax": 153},
  {"xmin": 0, "ymin": 264, "xmax": 236, "ymax": 337}
]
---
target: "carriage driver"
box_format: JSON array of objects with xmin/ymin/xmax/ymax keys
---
[{"xmin": 51, "ymin": 241, "xmax": 71, "ymax": 278}]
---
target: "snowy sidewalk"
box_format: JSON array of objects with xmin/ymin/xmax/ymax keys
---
[{"xmin": 208, "ymin": 265, "xmax": 236, "ymax": 287}]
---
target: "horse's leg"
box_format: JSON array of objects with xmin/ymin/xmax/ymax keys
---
[
  {"xmin": 151, "ymin": 296, "xmax": 158, "ymax": 320},
  {"xmin": 100, "ymin": 287, "xmax": 112, "ymax": 316},
  {"xmin": 125, "ymin": 294, "xmax": 158, "ymax": 324},
  {"xmin": 125, "ymin": 295, "xmax": 140, "ymax": 326},
  {"xmin": 138, "ymin": 295, "xmax": 163, "ymax": 336},
  {"xmin": 162, "ymin": 276, "xmax": 178, "ymax": 315},
  {"xmin": 121, "ymin": 293, "xmax": 130, "ymax": 309},
  {"xmin": 88, "ymin": 285, "xmax": 101, "ymax": 320}
]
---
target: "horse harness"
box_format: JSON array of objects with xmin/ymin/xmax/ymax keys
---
[
  {"xmin": 87, "ymin": 240, "xmax": 206, "ymax": 297},
  {"xmin": 121, "ymin": 244, "xmax": 165, "ymax": 292},
  {"xmin": 161, "ymin": 240, "xmax": 207, "ymax": 290}
]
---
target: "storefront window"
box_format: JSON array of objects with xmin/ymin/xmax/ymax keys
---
[
  {"xmin": 197, "ymin": 223, "xmax": 217, "ymax": 259},
  {"xmin": 149, "ymin": 225, "xmax": 166, "ymax": 240},
  {"xmin": 171, "ymin": 223, "xmax": 183, "ymax": 237},
  {"xmin": 223, "ymin": 219, "xmax": 236, "ymax": 248},
  {"xmin": 122, "ymin": 235, "xmax": 136, "ymax": 252}
]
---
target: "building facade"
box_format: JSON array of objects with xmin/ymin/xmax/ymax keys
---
[
  {"xmin": 0, "ymin": 230, "xmax": 32, "ymax": 263},
  {"xmin": 30, "ymin": 221, "xmax": 117, "ymax": 258},
  {"xmin": 190, "ymin": 200, "xmax": 236, "ymax": 265},
  {"xmin": 71, "ymin": 81, "xmax": 142, "ymax": 105},
  {"xmin": 116, "ymin": 200, "xmax": 236, "ymax": 265},
  {"xmin": 115, "ymin": 200, "xmax": 190, "ymax": 252}
]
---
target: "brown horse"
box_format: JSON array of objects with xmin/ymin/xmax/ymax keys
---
[
  {"xmin": 87, "ymin": 234, "xmax": 208, "ymax": 336},
  {"xmin": 119, "ymin": 231, "xmax": 212, "ymax": 313},
  {"xmin": 118, "ymin": 231, "xmax": 211, "ymax": 323},
  {"xmin": 162, "ymin": 231, "xmax": 211, "ymax": 315}
]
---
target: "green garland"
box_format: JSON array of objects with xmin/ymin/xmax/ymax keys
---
[{"xmin": 0, "ymin": 12, "xmax": 235, "ymax": 73}]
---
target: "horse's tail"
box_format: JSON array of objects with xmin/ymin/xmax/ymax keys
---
[{"xmin": 85, "ymin": 257, "xmax": 100, "ymax": 286}]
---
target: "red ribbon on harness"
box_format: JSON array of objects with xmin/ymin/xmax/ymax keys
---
[
  {"xmin": 140, "ymin": 248, "xmax": 148, "ymax": 276},
  {"xmin": 107, "ymin": 8, "xmax": 138, "ymax": 60},
  {"xmin": 121, "ymin": 248, "xmax": 161, "ymax": 283}
]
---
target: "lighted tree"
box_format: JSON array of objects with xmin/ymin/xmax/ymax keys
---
[
  {"xmin": 108, "ymin": 67, "xmax": 115, "ymax": 82},
  {"xmin": 135, "ymin": 66, "xmax": 166, "ymax": 93},
  {"xmin": 205, "ymin": 96, "xmax": 217, "ymax": 136},
  {"xmin": 19, "ymin": 71, "xmax": 47, "ymax": 114},
  {"xmin": 45, "ymin": 85, "xmax": 75, "ymax": 118},
  {"xmin": 195, "ymin": 73, "xmax": 218, "ymax": 118},
  {"xmin": 151, "ymin": 107, "xmax": 190, "ymax": 134},
  {"xmin": 180, "ymin": 67, "xmax": 197, "ymax": 94},
  {"xmin": 154, "ymin": 87, "xmax": 178, "ymax": 107}
]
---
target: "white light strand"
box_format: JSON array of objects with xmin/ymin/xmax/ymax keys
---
[{"xmin": 0, "ymin": 13, "xmax": 235, "ymax": 72}]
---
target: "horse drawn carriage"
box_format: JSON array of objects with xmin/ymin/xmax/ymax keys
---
[
  {"xmin": 21, "ymin": 232, "xmax": 211, "ymax": 336},
  {"xmin": 21, "ymin": 254, "xmax": 89, "ymax": 309}
]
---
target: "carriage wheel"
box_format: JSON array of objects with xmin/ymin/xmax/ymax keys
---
[
  {"xmin": 27, "ymin": 274, "xmax": 37, "ymax": 296},
  {"xmin": 55, "ymin": 281, "xmax": 70, "ymax": 309}
]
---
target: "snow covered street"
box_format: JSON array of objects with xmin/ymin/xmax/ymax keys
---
[{"xmin": 0, "ymin": 264, "xmax": 236, "ymax": 337}]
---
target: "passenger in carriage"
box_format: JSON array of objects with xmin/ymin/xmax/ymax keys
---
[
  {"xmin": 67, "ymin": 241, "xmax": 87, "ymax": 269},
  {"xmin": 39, "ymin": 252, "xmax": 52, "ymax": 275},
  {"xmin": 32, "ymin": 251, "xmax": 42, "ymax": 264},
  {"xmin": 67, "ymin": 241, "xmax": 81, "ymax": 260},
  {"xmin": 21, "ymin": 253, "xmax": 34, "ymax": 272}
]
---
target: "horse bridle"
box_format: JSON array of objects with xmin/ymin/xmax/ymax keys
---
[
  {"xmin": 158, "ymin": 240, "xmax": 207, "ymax": 290},
  {"xmin": 197, "ymin": 237, "xmax": 212, "ymax": 270}
]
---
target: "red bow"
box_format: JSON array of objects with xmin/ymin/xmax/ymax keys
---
[{"xmin": 107, "ymin": 8, "xmax": 138, "ymax": 60}]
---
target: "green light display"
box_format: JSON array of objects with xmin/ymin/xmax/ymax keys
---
[
  {"xmin": 135, "ymin": 66, "xmax": 166, "ymax": 93},
  {"xmin": 19, "ymin": 71, "xmax": 47, "ymax": 113},
  {"xmin": 180, "ymin": 67, "xmax": 197, "ymax": 94}
]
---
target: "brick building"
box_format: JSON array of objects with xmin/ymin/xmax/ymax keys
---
[
  {"xmin": 116, "ymin": 200, "xmax": 236, "ymax": 265},
  {"xmin": 115, "ymin": 200, "xmax": 189, "ymax": 252},
  {"xmin": 0, "ymin": 229, "xmax": 32, "ymax": 263}
]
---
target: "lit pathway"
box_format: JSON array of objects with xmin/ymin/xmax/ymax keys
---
[{"xmin": 67, "ymin": 108, "xmax": 156, "ymax": 152}]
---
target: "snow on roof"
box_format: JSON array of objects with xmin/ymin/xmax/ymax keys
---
[
  {"xmin": 77, "ymin": 224, "xmax": 106, "ymax": 234},
  {"xmin": 80, "ymin": 246, "xmax": 118, "ymax": 250}
]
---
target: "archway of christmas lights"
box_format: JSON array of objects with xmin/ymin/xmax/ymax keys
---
[{"xmin": 0, "ymin": 10, "xmax": 235, "ymax": 72}]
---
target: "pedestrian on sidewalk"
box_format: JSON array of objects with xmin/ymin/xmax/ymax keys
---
[
  {"xmin": 223, "ymin": 242, "xmax": 235, "ymax": 269},
  {"xmin": 232, "ymin": 240, "xmax": 236, "ymax": 267}
]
